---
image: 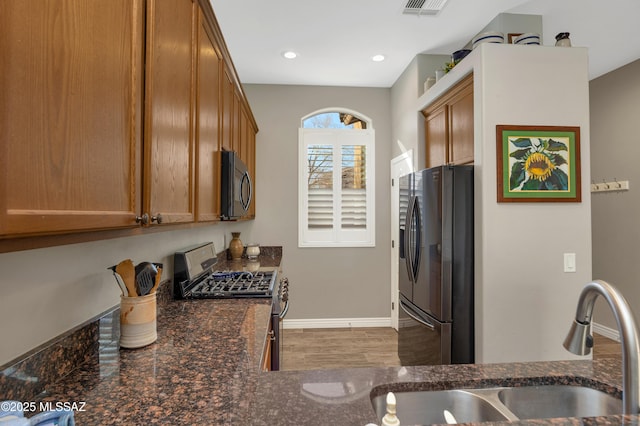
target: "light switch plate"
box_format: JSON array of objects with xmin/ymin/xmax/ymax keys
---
[{"xmin": 564, "ymin": 253, "xmax": 576, "ymax": 273}]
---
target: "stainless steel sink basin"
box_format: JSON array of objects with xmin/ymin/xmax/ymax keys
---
[
  {"xmin": 497, "ymin": 385, "xmax": 622, "ymax": 420},
  {"xmin": 371, "ymin": 385, "xmax": 622, "ymax": 424},
  {"xmin": 371, "ymin": 389, "xmax": 513, "ymax": 424}
]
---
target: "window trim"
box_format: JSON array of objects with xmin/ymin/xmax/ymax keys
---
[{"xmin": 298, "ymin": 109, "xmax": 375, "ymax": 248}]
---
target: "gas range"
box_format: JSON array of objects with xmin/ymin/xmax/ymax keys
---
[
  {"xmin": 173, "ymin": 242, "xmax": 289, "ymax": 371},
  {"xmin": 173, "ymin": 242, "xmax": 275, "ymax": 299},
  {"xmin": 185, "ymin": 270, "xmax": 275, "ymax": 299}
]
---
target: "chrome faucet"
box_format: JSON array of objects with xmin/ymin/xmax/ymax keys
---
[{"xmin": 564, "ymin": 280, "xmax": 640, "ymax": 415}]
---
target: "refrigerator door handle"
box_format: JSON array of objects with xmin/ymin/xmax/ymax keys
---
[
  {"xmin": 400, "ymin": 300, "xmax": 435, "ymax": 330},
  {"xmin": 404, "ymin": 195, "xmax": 416, "ymax": 283},
  {"xmin": 412, "ymin": 197, "xmax": 422, "ymax": 281}
]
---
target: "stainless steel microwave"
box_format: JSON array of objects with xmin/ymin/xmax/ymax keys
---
[{"xmin": 220, "ymin": 150, "xmax": 252, "ymax": 220}]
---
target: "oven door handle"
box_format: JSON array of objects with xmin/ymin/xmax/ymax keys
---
[
  {"xmin": 400, "ymin": 299, "xmax": 435, "ymax": 330},
  {"xmin": 279, "ymin": 299, "xmax": 289, "ymax": 319}
]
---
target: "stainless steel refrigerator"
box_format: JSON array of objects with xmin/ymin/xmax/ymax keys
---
[{"xmin": 398, "ymin": 164, "xmax": 474, "ymax": 365}]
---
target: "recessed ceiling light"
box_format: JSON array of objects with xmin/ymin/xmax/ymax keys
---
[
  {"xmin": 282, "ymin": 51, "xmax": 298, "ymax": 59},
  {"xmin": 372, "ymin": 54, "xmax": 385, "ymax": 62}
]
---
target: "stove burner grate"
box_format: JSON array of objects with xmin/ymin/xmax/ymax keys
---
[{"xmin": 187, "ymin": 270, "xmax": 275, "ymax": 298}]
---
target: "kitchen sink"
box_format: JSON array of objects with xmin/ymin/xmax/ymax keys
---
[
  {"xmin": 497, "ymin": 385, "xmax": 622, "ymax": 420},
  {"xmin": 371, "ymin": 385, "xmax": 623, "ymax": 424},
  {"xmin": 371, "ymin": 389, "xmax": 513, "ymax": 424}
]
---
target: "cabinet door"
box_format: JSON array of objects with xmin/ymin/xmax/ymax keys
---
[
  {"xmin": 448, "ymin": 81, "xmax": 474, "ymax": 165},
  {"xmin": 248, "ymin": 127, "xmax": 257, "ymax": 218},
  {"xmin": 424, "ymin": 105, "xmax": 449, "ymax": 169},
  {"xmin": 144, "ymin": 0, "xmax": 196, "ymax": 225},
  {"xmin": 239, "ymin": 106, "xmax": 249, "ymax": 165},
  {"xmin": 239, "ymin": 106, "xmax": 257, "ymax": 218},
  {"xmin": 0, "ymin": 0, "xmax": 144, "ymax": 237},
  {"xmin": 232, "ymin": 88, "xmax": 242, "ymax": 154},
  {"xmin": 220, "ymin": 64, "xmax": 234, "ymax": 152},
  {"xmin": 195, "ymin": 8, "xmax": 221, "ymax": 222}
]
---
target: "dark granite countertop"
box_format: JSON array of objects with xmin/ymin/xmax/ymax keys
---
[
  {"xmin": 37, "ymin": 296, "xmax": 272, "ymax": 425},
  {"xmin": 35, "ymin": 316, "xmax": 637, "ymax": 426},
  {"xmin": 17, "ymin": 247, "xmax": 638, "ymax": 425},
  {"xmin": 248, "ymin": 359, "xmax": 637, "ymax": 425},
  {"xmin": 34, "ymin": 302, "xmax": 638, "ymax": 426}
]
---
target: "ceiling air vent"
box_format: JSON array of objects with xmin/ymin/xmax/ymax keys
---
[{"xmin": 403, "ymin": 0, "xmax": 449, "ymax": 15}]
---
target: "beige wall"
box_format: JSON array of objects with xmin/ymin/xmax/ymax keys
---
[
  {"xmin": 475, "ymin": 44, "xmax": 592, "ymax": 362},
  {"xmin": 590, "ymin": 59, "xmax": 640, "ymax": 332},
  {"xmin": 390, "ymin": 54, "xmax": 449, "ymax": 170},
  {"xmin": 244, "ymin": 84, "xmax": 392, "ymax": 322},
  {"xmin": 0, "ymin": 221, "xmax": 255, "ymax": 366}
]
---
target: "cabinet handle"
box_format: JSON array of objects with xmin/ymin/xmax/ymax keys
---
[
  {"xmin": 135, "ymin": 213, "xmax": 149, "ymax": 225},
  {"xmin": 151, "ymin": 213, "xmax": 163, "ymax": 224}
]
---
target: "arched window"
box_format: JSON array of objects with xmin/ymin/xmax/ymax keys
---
[
  {"xmin": 298, "ymin": 108, "xmax": 375, "ymax": 247},
  {"xmin": 302, "ymin": 111, "xmax": 368, "ymax": 129}
]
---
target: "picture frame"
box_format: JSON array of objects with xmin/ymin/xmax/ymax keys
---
[{"xmin": 496, "ymin": 125, "xmax": 581, "ymax": 203}]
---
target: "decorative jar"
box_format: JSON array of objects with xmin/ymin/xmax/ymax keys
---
[
  {"xmin": 246, "ymin": 243, "xmax": 260, "ymax": 259},
  {"xmin": 229, "ymin": 232, "xmax": 243, "ymax": 260},
  {"xmin": 555, "ymin": 32, "xmax": 571, "ymax": 47}
]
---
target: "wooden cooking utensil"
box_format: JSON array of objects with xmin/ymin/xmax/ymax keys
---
[
  {"xmin": 150, "ymin": 264, "xmax": 163, "ymax": 294},
  {"xmin": 116, "ymin": 259, "xmax": 137, "ymax": 297}
]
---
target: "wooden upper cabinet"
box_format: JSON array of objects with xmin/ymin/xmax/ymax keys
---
[
  {"xmin": 195, "ymin": 8, "xmax": 221, "ymax": 222},
  {"xmin": 448, "ymin": 79, "xmax": 474, "ymax": 165},
  {"xmin": 220, "ymin": 64, "xmax": 235, "ymax": 152},
  {"xmin": 423, "ymin": 74, "xmax": 474, "ymax": 168},
  {"xmin": 0, "ymin": 0, "xmax": 257, "ymax": 246},
  {"xmin": 247, "ymin": 116, "xmax": 257, "ymax": 218},
  {"xmin": 239, "ymin": 104, "xmax": 257, "ymax": 218},
  {"xmin": 232, "ymin": 88, "xmax": 242, "ymax": 153},
  {"xmin": 144, "ymin": 0, "xmax": 196, "ymax": 225},
  {"xmin": 425, "ymin": 105, "xmax": 449, "ymax": 169},
  {"xmin": 0, "ymin": 0, "xmax": 144, "ymax": 238}
]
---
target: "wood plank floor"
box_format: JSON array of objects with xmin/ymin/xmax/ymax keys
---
[{"xmin": 281, "ymin": 328, "xmax": 620, "ymax": 371}]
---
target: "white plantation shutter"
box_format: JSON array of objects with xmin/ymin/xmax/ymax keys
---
[
  {"xmin": 299, "ymin": 127, "xmax": 375, "ymax": 247},
  {"xmin": 341, "ymin": 144, "xmax": 366, "ymax": 229},
  {"xmin": 308, "ymin": 188, "xmax": 333, "ymax": 228},
  {"xmin": 341, "ymin": 189, "xmax": 366, "ymax": 228}
]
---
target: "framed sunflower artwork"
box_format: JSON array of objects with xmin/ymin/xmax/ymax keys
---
[{"xmin": 496, "ymin": 125, "xmax": 581, "ymax": 203}]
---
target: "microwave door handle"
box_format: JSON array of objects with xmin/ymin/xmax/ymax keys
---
[
  {"xmin": 240, "ymin": 171, "xmax": 252, "ymax": 211},
  {"xmin": 400, "ymin": 299, "xmax": 435, "ymax": 330}
]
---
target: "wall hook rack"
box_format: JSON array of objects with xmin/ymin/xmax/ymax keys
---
[{"xmin": 591, "ymin": 179, "xmax": 630, "ymax": 193}]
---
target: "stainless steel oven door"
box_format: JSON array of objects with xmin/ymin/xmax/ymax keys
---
[
  {"xmin": 270, "ymin": 277, "xmax": 289, "ymax": 371},
  {"xmin": 399, "ymin": 294, "xmax": 451, "ymax": 366}
]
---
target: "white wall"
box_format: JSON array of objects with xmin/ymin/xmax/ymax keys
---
[
  {"xmin": 419, "ymin": 43, "xmax": 592, "ymax": 363},
  {"xmin": 0, "ymin": 222, "xmax": 254, "ymax": 366}
]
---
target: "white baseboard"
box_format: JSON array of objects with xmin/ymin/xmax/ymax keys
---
[
  {"xmin": 283, "ymin": 317, "xmax": 391, "ymax": 329},
  {"xmin": 593, "ymin": 322, "xmax": 620, "ymax": 342},
  {"xmin": 282, "ymin": 319, "xmax": 620, "ymax": 340}
]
